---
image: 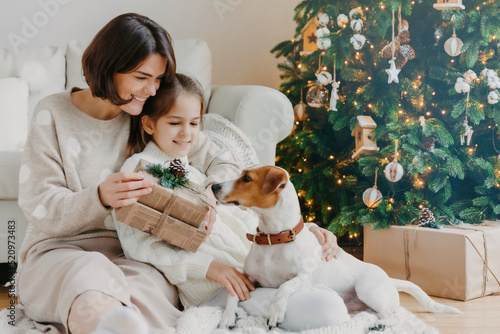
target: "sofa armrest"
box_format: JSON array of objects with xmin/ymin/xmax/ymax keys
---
[
  {"xmin": 0, "ymin": 151, "xmax": 23, "ymax": 200},
  {"xmin": 207, "ymin": 85, "xmax": 293, "ymax": 165}
]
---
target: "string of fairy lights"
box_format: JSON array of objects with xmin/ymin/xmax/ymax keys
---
[{"xmin": 280, "ymin": 0, "xmax": 500, "ymax": 227}]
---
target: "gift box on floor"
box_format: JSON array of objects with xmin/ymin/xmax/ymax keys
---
[
  {"xmin": 363, "ymin": 222, "xmax": 500, "ymax": 301},
  {"xmin": 116, "ymin": 159, "xmax": 209, "ymax": 252}
]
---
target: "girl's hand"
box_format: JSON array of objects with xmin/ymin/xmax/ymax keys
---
[
  {"xmin": 98, "ymin": 171, "xmax": 153, "ymax": 208},
  {"xmin": 206, "ymin": 261, "xmax": 255, "ymax": 301},
  {"xmin": 309, "ymin": 225, "xmax": 341, "ymax": 261},
  {"xmin": 202, "ymin": 186, "xmax": 218, "ymax": 240}
]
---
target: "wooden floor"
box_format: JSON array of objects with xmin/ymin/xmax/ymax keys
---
[
  {"xmin": 400, "ymin": 292, "xmax": 500, "ymax": 333},
  {"xmin": 1, "ymin": 286, "xmax": 499, "ymax": 333}
]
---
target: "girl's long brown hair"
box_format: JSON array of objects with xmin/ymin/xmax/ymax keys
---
[{"xmin": 126, "ymin": 73, "xmax": 205, "ymax": 157}]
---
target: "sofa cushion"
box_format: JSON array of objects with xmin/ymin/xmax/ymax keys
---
[
  {"xmin": 0, "ymin": 77, "xmax": 29, "ymax": 151},
  {"xmin": 0, "ymin": 46, "xmax": 66, "ymax": 120},
  {"xmin": 65, "ymin": 38, "xmax": 212, "ymax": 103},
  {"xmin": 0, "ymin": 77, "xmax": 28, "ymax": 199},
  {"xmin": 66, "ymin": 39, "xmax": 91, "ymax": 90},
  {"xmin": 173, "ymin": 39, "xmax": 212, "ymax": 105}
]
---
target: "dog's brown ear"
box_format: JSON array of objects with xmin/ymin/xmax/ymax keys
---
[{"xmin": 261, "ymin": 167, "xmax": 288, "ymax": 196}]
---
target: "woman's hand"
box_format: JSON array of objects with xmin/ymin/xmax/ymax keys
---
[
  {"xmin": 202, "ymin": 186, "xmax": 218, "ymax": 240},
  {"xmin": 98, "ymin": 171, "xmax": 153, "ymax": 208},
  {"xmin": 309, "ymin": 225, "xmax": 341, "ymax": 261},
  {"xmin": 206, "ymin": 261, "xmax": 255, "ymax": 301}
]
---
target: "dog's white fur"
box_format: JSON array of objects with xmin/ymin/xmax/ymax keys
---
[{"xmin": 212, "ymin": 166, "xmax": 461, "ymax": 329}]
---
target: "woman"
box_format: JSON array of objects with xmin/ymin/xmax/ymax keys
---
[
  {"xmin": 18, "ymin": 13, "xmax": 180, "ymax": 334},
  {"xmin": 18, "ymin": 13, "xmax": 340, "ymax": 334}
]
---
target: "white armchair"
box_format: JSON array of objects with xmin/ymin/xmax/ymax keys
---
[{"xmin": 0, "ymin": 39, "xmax": 294, "ymax": 265}]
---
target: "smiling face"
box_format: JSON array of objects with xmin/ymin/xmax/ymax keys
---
[
  {"xmin": 142, "ymin": 91, "xmax": 202, "ymax": 157},
  {"xmin": 113, "ymin": 53, "xmax": 167, "ymax": 116}
]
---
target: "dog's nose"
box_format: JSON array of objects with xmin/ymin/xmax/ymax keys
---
[{"xmin": 211, "ymin": 183, "xmax": 221, "ymax": 195}]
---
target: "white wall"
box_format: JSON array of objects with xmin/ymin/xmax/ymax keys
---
[{"xmin": 0, "ymin": 0, "xmax": 300, "ymax": 90}]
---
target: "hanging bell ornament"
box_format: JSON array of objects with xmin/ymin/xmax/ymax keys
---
[
  {"xmin": 444, "ymin": 32, "xmax": 463, "ymax": 57},
  {"xmin": 363, "ymin": 167, "xmax": 383, "ymax": 208},
  {"xmin": 294, "ymin": 101, "xmax": 308, "ymax": 121},
  {"xmin": 294, "ymin": 88, "xmax": 308, "ymax": 121},
  {"xmin": 384, "ymin": 140, "xmax": 404, "ymax": 182}
]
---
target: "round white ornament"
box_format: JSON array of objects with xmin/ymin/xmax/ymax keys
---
[
  {"xmin": 488, "ymin": 77, "xmax": 500, "ymax": 89},
  {"xmin": 337, "ymin": 14, "xmax": 349, "ymax": 27},
  {"xmin": 444, "ymin": 33, "xmax": 463, "ymax": 57},
  {"xmin": 481, "ymin": 68, "xmax": 490, "ymax": 78},
  {"xmin": 463, "ymin": 70, "xmax": 477, "ymax": 84},
  {"xmin": 315, "ymin": 27, "xmax": 330, "ymax": 38},
  {"xmin": 454, "ymin": 77, "xmax": 470, "ymax": 93},
  {"xmin": 363, "ymin": 187, "xmax": 383, "ymax": 208},
  {"xmin": 350, "ymin": 19, "xmax": 363, "ymax": 32},
  {"xmin": 294, "ymin": 101, "xmax": 308, "ymax": 121},
  {"xmin": 385, "ymin": 160, "xmax": 404, "ymax": 182},
  {"xmin": 488, "ymin": 91, "xmax": 500, "ymax": 105},
  {"xmin": 350, "ymin": 34, "xmax": 366, "ymax": 50},
  {"xmin": 317, "ymin": 38, "xmax": 331, "ymax": 50},
  {"xmin": 349, "ymin": 7, "xmax": 362, "ymax": 20},
  {"xmin": 317, "ymin": 12, "xmax": 330, "ymax": 26},
  {"xmin": 306, "ymin": 84, "xmax": 329, "ymax": 108}
]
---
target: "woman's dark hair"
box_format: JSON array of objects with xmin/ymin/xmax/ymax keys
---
[
  {"xmin": 126, "ymin": 73, "xmax": 205, "ymax": 157},
  {"xmin": 82, "ymin": 13, "xmax": 176, "ymax": 105}
]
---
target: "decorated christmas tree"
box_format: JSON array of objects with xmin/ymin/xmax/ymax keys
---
[{"xmin": 271, "ymin": 0, "xmax": 500, "ymax": 239}]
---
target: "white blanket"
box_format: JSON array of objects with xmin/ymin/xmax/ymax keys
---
[{"xmin": 0, "ymin": 304, "xmax": 439, "ymax": 334}]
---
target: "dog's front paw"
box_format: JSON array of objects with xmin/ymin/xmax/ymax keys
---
[
  {"xmin": 267, "ymin": 298, "xmax": 287, "ymax": 329},
  {"xmin": 219, "ymin": 308, "xmax": 237, "ymax": 329}
]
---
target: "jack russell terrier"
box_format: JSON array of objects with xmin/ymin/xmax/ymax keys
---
[{"xmin": 211, "ymin": 165, "xmax": 461, "ymax": 329}]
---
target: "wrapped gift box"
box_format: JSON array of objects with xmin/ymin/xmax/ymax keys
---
[
  {"xmin": 116, "ymin": 159, "xmax": 209, "ymax": 252},
  {"xmin": 363, "ymin": 223, "xmax": 500, "ymax": 300}
]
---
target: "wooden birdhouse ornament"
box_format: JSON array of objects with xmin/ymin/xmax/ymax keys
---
[
  {"xmin": 433, "ymin": 0, "xmax": 465, "ymax": 10},
  {"xmin": 300, "ymin": 17, "xmax": 319, "ymax": 55},
  {"xmin": 351, "ymin": 115, "xmax": 380, "ymax": 160}
]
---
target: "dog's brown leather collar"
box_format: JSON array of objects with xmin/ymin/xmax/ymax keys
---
[{"xmin": 246, "ymin": 217, "xmax": 304, "ymax": 245}]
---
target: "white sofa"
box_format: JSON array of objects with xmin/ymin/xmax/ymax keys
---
[{"xmin": 0, "ymin": 39, "xmax": 294, "ymax": 264}]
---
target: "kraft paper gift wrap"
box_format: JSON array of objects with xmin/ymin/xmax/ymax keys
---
[
  {"xmin": 364, "ymin": 223, "xmax": 500, "ymax": 300},
  {"xmin": 116, "ymin": 159, "xmax": 209, "ymax": 252}
]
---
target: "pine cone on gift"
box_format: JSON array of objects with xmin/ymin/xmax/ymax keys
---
[
  {"xmin": 419, "ymin": 207, "xmax": 437, "ymax": 228},
  {"xmin": 169, "ymin": 159, "xmax": 186, "ymax": 177}
]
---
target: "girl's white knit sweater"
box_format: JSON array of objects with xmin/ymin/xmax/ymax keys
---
[{"xmin": 115, "ymin": 142, "xmax": 258, "ymax": 307}]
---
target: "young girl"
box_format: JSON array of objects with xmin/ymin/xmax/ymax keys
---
[
  {"xmin": 115, "ymin": 73, "xmax": 256, "ymax": 307},
  {"xmin": 115, "ymin": 74, "xmax": 350, "ymax": 331}
]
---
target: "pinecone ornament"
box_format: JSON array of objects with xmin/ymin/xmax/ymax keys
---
[
  {"xmin": 169, "ymin": 159, "xmax": 186, "ymax": 177},
  {"xmin": 420, "ymin": 135, "xmax": 436, "ymax": 152},
  {"xmin": 419, "ymin": 207, "xmax": 438, "ymax": 228}
]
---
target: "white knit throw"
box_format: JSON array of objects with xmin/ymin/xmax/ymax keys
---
[
  {"xmin": 202, "ymin": 113, "xmax": 260, "ymax": 169},
  {"xmin": 0, "ymin": 304, "xmax": 439, "ymax": 334},
  {"xmin": 175, "ymin": 305, "xmax": 439, "ymax": 334}
]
